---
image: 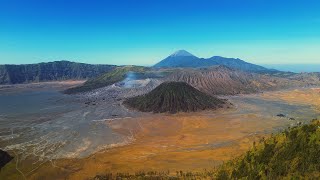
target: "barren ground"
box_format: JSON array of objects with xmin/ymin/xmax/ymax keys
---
[{"xmin": 1, "ymin": 82, "xmax": 319, "ymax": 180}]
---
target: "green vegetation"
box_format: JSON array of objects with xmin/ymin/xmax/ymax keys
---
[
  {"xmin": 216, "ymin": 119, "xmax": 320, "ymax": 179},
  {"xmin": 64, "ymin": 66, "xmax": 149, "ymax": 94},
  {"xmin": 124, "ymin": 81, "xmax": 227, "ymax": 113},
  {"xmin": 91, "ymin": 119, "xmax": 320, "ymax": 179},
  {"xmin": 93, "ymin": 170, "xmax": 220, "ymax": 180}
]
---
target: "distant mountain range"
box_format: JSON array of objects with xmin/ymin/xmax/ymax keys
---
[
  {"xmin": 0, "ymin": 51, "xmax": 295, "ymax": 86},
  {"xmin": 0, "ymin": 61, "xmax": 115, "ymax": 84},
  {"xmin": 154, "ymin": 50, "xmax": 272, "ymax": 72}
]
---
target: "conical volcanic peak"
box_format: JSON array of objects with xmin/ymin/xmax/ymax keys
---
[
  {"xmin": 153, "ymin": 50, "xmax": 199, "ymax": 68},
  {"xmin": 169, "ymin": 50, "xmax": 196, "ymax": 57},
  {"xmin": 123, "ymin": 81, "xmax": 229, "ymax": 113},
  {"xmin": 0, "ymin": 149, "xmax": 13, "ymax": 169}
]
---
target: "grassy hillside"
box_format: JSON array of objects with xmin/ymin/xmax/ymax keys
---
[
  {"xmin": 64, "ymin": 66, "xmax": 149, "ymax": 94},
  {"xmin": 123, "ymin": 81, "xmax": 227, "ymax": 113},
  {"xmin": 215, "ymin": 119, "xmax": 320, "ymax": 179}
]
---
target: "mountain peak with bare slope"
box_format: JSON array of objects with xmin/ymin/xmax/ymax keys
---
[
  {"xmin": 154, "ymin": 50, "xmax": 272, "ymax": 73},
  {"xmin": 169, "ymin": 50, "xmax": 196, "ymax": 57}
]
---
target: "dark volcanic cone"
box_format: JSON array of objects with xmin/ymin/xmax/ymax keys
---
[
  {"xmin": 123, "ymin": 81, "xmax": 228, "ymax": 113},
  {"xmin": 0, "ymin": 149, "xmax": 13, "ymax": 170}
]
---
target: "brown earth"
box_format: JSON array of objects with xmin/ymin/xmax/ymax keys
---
[
  {"xmin": 2, "ymin": 88, "xmax": 320, "ymax": 180},
  {"xmin": 261, "ymin": 88, "xmax": 320, "ymax": 111},
  {"xmin": 167, "ymin": 66, "xmax": 314, "ymax": 95},
  {"xmin": 27, "ymin": 111, "xmax": 291, "ymax": 180}
]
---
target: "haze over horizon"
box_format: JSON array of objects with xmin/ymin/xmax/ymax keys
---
[{"xmin": 1, "ymin": 0, "xmax": 320, "ymax": 66}]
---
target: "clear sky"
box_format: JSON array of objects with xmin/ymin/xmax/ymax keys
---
[{"xmin": 0, "ymin": 0, "xmax": 320, "ymax": 65}]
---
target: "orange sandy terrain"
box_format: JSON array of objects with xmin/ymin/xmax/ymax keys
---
[
  {"xmin": 29, "ymin": 110, "xmax": 289, "ymax": 180},
  {"xmin": 261, "ymin": 88, "xmax": 320, "ymax": 111}
]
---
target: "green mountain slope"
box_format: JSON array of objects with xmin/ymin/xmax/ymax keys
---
[
  {"xmin": 216, "ymin": 119, "xmax": 320, "ymax": 179},
  {"xmin": 64, "ymin": 66, "xmax": 149, "ymax": 94}
]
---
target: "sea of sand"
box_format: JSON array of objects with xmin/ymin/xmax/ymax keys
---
[{"xmin": 0, "ymin": 82, "xmax": 319, "ymax": 180}]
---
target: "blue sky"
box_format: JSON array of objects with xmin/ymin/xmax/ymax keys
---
[{"xmin": 0, "ymin": 0, "xmax": 320, "ymax": 65}]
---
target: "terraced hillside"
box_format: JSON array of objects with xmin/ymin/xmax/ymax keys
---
[
  {"xmin": 167, "ymin": 66, "xmax": 311, "ymax": 95},
  {"xmin": 123, "ymin": 81, "xmax": 228, "ymax": 113}
]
